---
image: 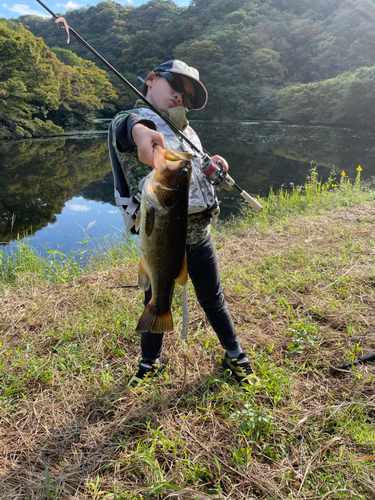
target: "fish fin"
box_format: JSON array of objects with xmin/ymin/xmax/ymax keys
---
[
  {"xmin": 138, "ymin": 261, "xmax": 151, "ymax": 291},
  {"xmin": 175, "ymin": 255, "xmax": 188, "ymax": 287},
  {"xmin": 136, "ymin": 301, "xmax": 173, "ymax": 333},
  {"xmin": 145, "ymin": 207, "xmax": 155, "ymax": 237},
  {"xmin": 135, "ymin": 210, "xmax": 141, "ymax": 232}
]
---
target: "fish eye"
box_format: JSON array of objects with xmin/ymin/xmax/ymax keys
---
[{"xmin": 179, "ymin": 168, "xmax": 189, "ymax": 177}]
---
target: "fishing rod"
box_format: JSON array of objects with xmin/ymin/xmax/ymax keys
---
[
  {"xmin": 36, "ymin": 0, "xmax": 262, "ymax": 211},
  {"xmin": 330, "ymin": 351, "xmax": 375, "ymax": 375}
]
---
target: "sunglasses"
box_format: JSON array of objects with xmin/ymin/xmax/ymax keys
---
[{"xmin": 156, "ymin": 71, "xmax": 195, "ymax": 110}]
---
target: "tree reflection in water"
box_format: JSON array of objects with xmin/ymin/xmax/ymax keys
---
[
  {"xmin": 0, "ymin": 136, "xmax": 111, "ymax": 245},
  {"xmin": 1, "ymin": 122, "xmax": 375, "ymax": 249}
]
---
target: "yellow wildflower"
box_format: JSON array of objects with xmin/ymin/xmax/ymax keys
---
[{"xmin": 357, "ymin": 165, "xmax": 362, "ymax": 171}]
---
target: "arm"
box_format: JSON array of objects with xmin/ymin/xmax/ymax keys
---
[
  {"xmin": 115, "ymin": 113, "xmax": 158, "ymax": 153},
  {"xmin": 115, "ymin": 113, "xmax": 165, "ymax": 167}
]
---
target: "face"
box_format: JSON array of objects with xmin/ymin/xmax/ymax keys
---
[{"xmin": 145, "ymin": 73, "xmax": 195, "ymax": 112}]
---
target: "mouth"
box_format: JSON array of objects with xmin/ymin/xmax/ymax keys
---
[{"xmin": 170, "ymin": 100, "xmax": 179, "ymax": 107}]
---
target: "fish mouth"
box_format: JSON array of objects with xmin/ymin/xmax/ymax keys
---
[{"xmin": 163, "ymin": 148, "xmax": 192, "ymax": 162}]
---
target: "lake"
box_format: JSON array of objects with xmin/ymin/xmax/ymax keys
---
[{"xmin": 1, "ymin": 120, "xmax": 374, "ymax": 254}]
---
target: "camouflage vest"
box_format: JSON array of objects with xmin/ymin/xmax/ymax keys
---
[
  {"xmin": 137, "ymin": 108, "xmax": 217, "ymax": 213},
  {"xmin": 109, "ymin": 108, "xmax": 217, "ymax": 244}
]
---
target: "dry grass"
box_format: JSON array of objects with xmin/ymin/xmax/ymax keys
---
[{"xmin": 1, "ymin": 203, "xmax": 375, "ymax": 499}]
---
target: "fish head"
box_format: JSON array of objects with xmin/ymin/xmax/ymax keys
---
[{"xmin": 153, "ymin": 146, "xmax": 192, "ymax": 190}]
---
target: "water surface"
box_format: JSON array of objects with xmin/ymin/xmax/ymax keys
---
[{"xmin": 1, "ymin": 121, "xmax": 374, "ymax": 254}]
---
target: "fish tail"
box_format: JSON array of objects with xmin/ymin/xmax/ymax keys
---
[{"xmin": 136, "ymin": 301, "xmax": 173, "ymax": 333}]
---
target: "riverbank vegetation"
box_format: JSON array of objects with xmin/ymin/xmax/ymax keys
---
[
  {"xmin": 1, "ymin": 172, "xmax": 375, "ymax": 498},
  {"xmin": 14, "ymin": 0, "xmax": 375, "ymax": 127},
  {"xmin": 0, "ymin": 20, "xmax": 117, "ymax": 139}
]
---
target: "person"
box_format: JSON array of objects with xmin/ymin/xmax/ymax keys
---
[{"xmin": 108, "ymin": 60, "xmax": 260, "ymax": 393}]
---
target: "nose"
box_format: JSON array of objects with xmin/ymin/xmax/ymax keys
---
[{"xmin": 173, "ymin": 90, "xmax": 183, "ymax": 103}]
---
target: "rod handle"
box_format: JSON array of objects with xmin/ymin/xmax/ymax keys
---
[{"xmin": 240, "ymin": 190, "xmax": 263, "ymax": 212}]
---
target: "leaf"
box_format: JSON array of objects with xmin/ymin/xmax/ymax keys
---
[{"xmin": 85, "ymin": 220, "xmax": 96, "ymax": 231}]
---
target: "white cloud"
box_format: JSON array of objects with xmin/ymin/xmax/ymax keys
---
[
  {"xmin": 68, "ymin": 204, "xmax": 91, "ymax": 212},
  {"xmin": 8, "ymin": 3, "xmax": 51, "ymax": 16},
  {"xmin": 55, "ymin": 1, "xmax": 80, "ymax": 9},
  {"xmin": 2, "ymin": 3, "xmax": 9, "ymax": 8}
]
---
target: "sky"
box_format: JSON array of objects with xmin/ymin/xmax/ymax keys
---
[{"xmin": 0, "ymin": 0, "xmax": 190, "ymax": 19}]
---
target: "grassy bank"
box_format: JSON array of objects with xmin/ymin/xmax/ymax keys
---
[{"xmin": 1, "ymin": 171, "xmax": 375, "ymax": 499}]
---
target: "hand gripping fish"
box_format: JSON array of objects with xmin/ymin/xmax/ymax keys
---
[{"xmin": 135, "ymin": 146, "xmax": 193, "ymax": 333}]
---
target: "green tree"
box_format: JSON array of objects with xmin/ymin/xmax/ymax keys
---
[
  {"xmin": 252, "ymin": 48, "xmax": 284, "ymax": 85},
  {"xmin": 119, "ymin": 30, "xmax": 167, "ymax": 69},
  {"xmin": 276, "ymin": 65, "xmax": 375, "ymax": 127},
  {"xmin": 0, "ymin": 21, "xmax": 117, "ymax": 138},
  {"xmin": 174, "ymin": 40, "xmax": 224, "ymax": 69},
  {"xmin": 0, "ymin": 20, "xmax": 64, "ymax": 138},
  {"xmin": 11, "ymin": 0, "xmax": 375, "ymax": 123}
]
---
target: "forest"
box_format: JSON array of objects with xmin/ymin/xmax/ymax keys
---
[
  {"xmin": 0, "ymin": 20, "xmax": 117, "ymax": 138},
  {"xmin": 2, "ymin": 0, "xmax": 375, "ymax": 138}
]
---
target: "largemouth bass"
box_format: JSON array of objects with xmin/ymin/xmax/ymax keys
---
[{"xmin": 135, "ymin": 146, "xmax": 193, "ymax": 333}]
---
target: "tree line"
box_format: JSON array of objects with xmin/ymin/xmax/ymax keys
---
[
  {"xmin": 0, "ymin": 20, "xmax": 117, "ymax": 139},
  {"xmin": 2, "ymin": 0, "xmax": 375, "ymax": 138},
  {"xmin": 277, "ymin": 66, "xmax": 375, "ymax": 127}
]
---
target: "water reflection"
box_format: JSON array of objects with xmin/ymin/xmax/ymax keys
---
[
  {"xmin": 1, "ymin": 122, "xmax": 375, "ymax": 252},
  {"xmin": 26, "ymin": 196, "xmax": 124, "ymax": 253},
  {"xmin": 195, "ymin": 121, "xmax": 375, "ymax": 215},
  {"xmin": 0, "ymin": 135, "xmax": 111, "ymax": 245}
]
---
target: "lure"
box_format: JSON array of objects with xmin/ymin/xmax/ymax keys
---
[{"xmin": 55, "ymin": 16, "xmax": 70, "ymax": 44}]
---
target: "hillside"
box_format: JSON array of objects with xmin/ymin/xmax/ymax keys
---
[
  {"xmin": 15, "ymin": 0, "xmax": 375, "ymax": 123},
  {"xmin": 0, "ymin": 19, "xmax": 117, "ymax": 138}
]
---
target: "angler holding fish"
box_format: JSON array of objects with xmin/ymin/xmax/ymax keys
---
[{"xmin": 109, "ymin": 60, "xmax": 261, "ymax": 393}]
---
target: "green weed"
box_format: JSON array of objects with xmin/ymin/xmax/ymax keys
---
[{"xmin": 2, "ymin": 171, "xmax": 375, "ymax": 499}]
